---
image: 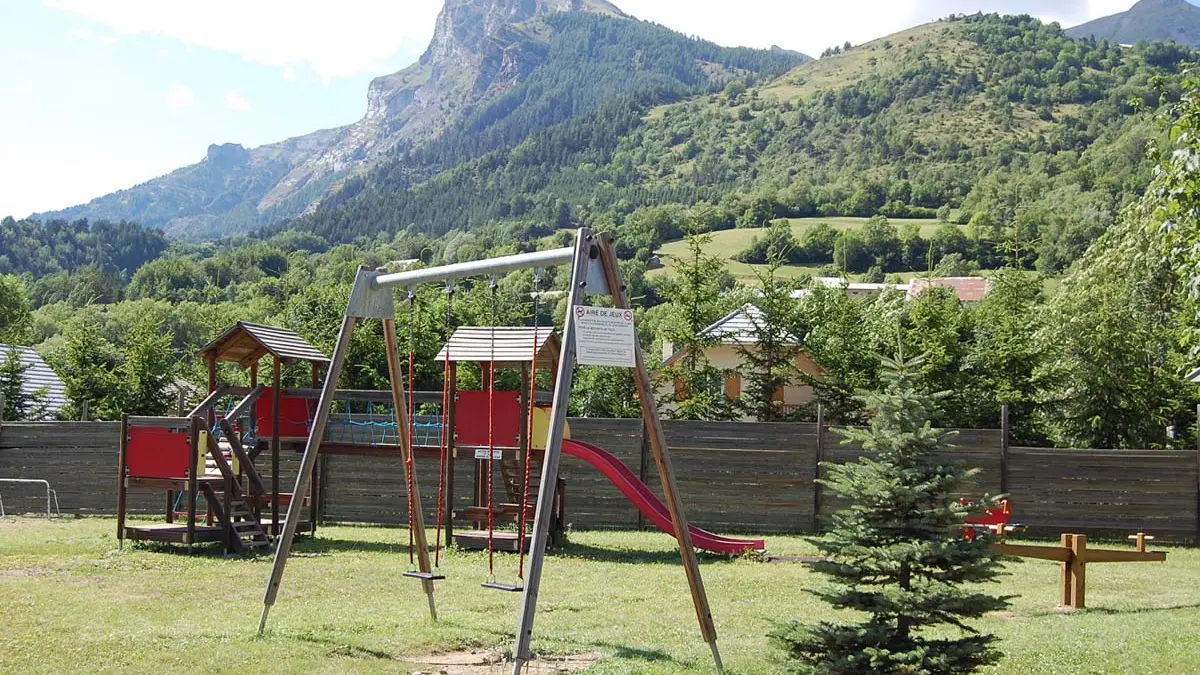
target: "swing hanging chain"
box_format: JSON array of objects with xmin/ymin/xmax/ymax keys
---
[
  {"xmin": 434, "ymin": 281, "xmax": 455, "ymax": 567},
  {"xmin": 486, "ymin": 275, "xmax": 498, "ymax": 577},
  {"xmin": 518, "ymin": 268, "xmax": 541, "ymax": 579}
]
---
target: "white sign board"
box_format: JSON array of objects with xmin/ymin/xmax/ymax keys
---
[
  {"xmin": 573, "ymin": 305, "xmax": 637, "ymax": 368},
  {"xmin": 473, "ymin": 447, "xmax": 504, "ymax": 460}
]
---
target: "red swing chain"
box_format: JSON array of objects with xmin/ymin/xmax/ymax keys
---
[
  {"xmin": 433, "ymin": 282, "xmax": 454, "ymax": 567},
  {"xmin": 517, "ymin": 269, "xmax": 541, "ymax": 579},
  {"xmin": 485, "ymin": 276, "xmax": 498, "ymax": 578}
]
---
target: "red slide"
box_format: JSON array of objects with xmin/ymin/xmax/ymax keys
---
[{"xmin": 561, "ymin": 439, "xmax": 765, "ymax": 554}]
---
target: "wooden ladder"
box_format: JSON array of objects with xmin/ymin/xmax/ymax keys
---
[{"xmin": 204, "ymin": 433, "xmax": 270, "ymax": 553}]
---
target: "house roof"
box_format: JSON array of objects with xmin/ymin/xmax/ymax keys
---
[
  {"xmin": 198, "ymin": 322, "xmax": 330, "ymax": 369},
  {"xmin": 0, "ymin": 345, "xmax": 66, "ymax": 418},
  {"xmin": 1187, "ymin": 367, "xmax": 1200, "ymax": 384},
  {"xmin": 907, "ymin": 277, "xmax": 991, "ymax": 302},
  {"xmin": 662, "ymin": 304, "xmax": 800, "ymax": 367},
  {"xmin": 435, "ymin": 327, "xmax": 560, "ymax": 368},
  {"xmin": 812, "ymin": 277, "xmax": 908, "ymax": 293}
]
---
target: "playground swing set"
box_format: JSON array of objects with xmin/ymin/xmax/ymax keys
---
[{"xmin": 254, "ymin": 229, "xmax": 740, "ymax": 675}]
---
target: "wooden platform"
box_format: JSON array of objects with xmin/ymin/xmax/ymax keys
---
[
  {"xmin": 124, "ymin": 519, "xmax": 313, "ymax": 545},
  {"xmin": 454, "ymin": 530, "xmax": 531, "ymax": 553}
]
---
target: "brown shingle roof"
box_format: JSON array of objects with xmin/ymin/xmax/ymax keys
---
[
  {"xmin": 199, "ymin": 322, "xmax": 330, "ymax": 368},
  {"xmin": 435, "ymin": 327, "xmax": 559, "ymax": 368}
]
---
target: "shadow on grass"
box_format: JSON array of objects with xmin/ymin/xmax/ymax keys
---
[
  {"xmin": 1074, "ymin": 602, "xmax": 1200, "ymax": 616},
  {"xmin": 294, "ymin": 635, "xmax": 396, "ymax": 660},
  {"xmin": 290, "ymin": 535, "xmax": 417, "ymax": 555},
  {"xmin": 555, "ymin": 540, "xmax": 741, "ymax": 565}
]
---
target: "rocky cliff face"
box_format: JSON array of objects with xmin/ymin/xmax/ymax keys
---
[{"xmin": 38, "ymin": 0, "xmax": 625, "ymax": 237}]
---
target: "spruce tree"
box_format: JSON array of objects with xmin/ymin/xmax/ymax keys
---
[{"xmin": 773, "ymin": 355, "xmax": 1009, "ymax": 675}]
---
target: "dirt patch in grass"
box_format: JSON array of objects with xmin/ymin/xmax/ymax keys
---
[
  {"xmin": 411, "ymin": 651, "xmax": 598, "ymax": 674},
  {"xmin": 0, "ymin": 568, "xmax": 51, "ymax": 577}
]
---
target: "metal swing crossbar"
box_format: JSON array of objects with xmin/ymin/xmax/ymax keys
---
[{"xmin": 258, "ymin": 231, "xmax": 726, "ymax": 675}]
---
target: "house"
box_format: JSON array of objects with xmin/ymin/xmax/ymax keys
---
[
  {"xmin": 811, "ymin": 277, "xmax": 908, "ymax": 299},
  {"xmin": 0, "ymin": 345, "xmax": 66, "ymax": 420},
  {"xmin": 658, "ymin": 305, "xmax": 821, "ymax": 420},
  {"xmin": 1186, "ymin": 367, "xmax": 1200, "ymax": 384},
  {"xmin": 907, "ymin": 276, "xmax": 991, "ymax": 303}
]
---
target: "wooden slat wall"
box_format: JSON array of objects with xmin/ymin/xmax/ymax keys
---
[
  {"xmin": 0, "ymin": 422, "xmax": 157, "ymax": 514},
  {"xmin": 1008, "ymin": 447, "xmax": 1199, "ymax": 536},
  {"xmin": 2, "ymin": 421, "xmax": 1198, "ymax": 540},
  {"xmin": 820, "ymin": 427, "xmax": 1004, "ymax": 528},
  {"xmin": 659, "ymin": 421, "xmax": 819, "ymax": 534}
]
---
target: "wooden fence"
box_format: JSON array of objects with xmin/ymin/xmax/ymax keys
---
[{"xmin": 1, "ymin": 420, "xmax": 1197, "ymax": 540}]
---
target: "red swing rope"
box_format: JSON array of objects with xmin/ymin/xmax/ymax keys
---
[
  {"xmin": 517, "ymin": 269, "xmax": 541, "ymax": 578},
  {"xmin": 485, "ymin": 276, "xmax": 498, "ymax": 577},
  {"xmin": 433, "ymin": 283, "xmax": 454, "ymax": 567}
]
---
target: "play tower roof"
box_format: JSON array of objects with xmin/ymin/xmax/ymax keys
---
[
  {"xmin": 199, "ymin": 322, "xmax": 330, "ymax": 368},
  {"xmin": 435, "ymin": 326, "xmax": 559, "ymax": 368}
]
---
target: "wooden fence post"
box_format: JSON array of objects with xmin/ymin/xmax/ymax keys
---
[
  {"xmin": 1195, "ymin": 403, "xmax": 1199, "ymax": 542},
  {"xmin": 813, "ymin": 404, "xmax": 825, "ymax": 534},
  {"xmin": 1000, "ymin": 404, "xmax": 1010, "ymax": 495}
]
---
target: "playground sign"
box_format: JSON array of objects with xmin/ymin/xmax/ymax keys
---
[{"xmin": 573, "ymin": 305, "xmax": 636, "ymax": 368}]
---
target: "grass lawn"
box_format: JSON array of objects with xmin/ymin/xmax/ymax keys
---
[
  {"xmin": 2, "ymin": 517, "xmax": 1198, "ymax": 674},
  {"xmin": 651, "ymin": 217, "xmax": 947, "ymax": 283}
]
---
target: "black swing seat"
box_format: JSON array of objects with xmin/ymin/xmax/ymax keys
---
[
  {"xmin": 404, "ymin": 571, "xmax": 446, "ymax": 581},
  {"xmin": 482, "ymin": 581, "xmax": 524, "ymax": 592}
]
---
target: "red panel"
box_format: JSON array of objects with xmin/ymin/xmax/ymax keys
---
[
  {"xmin": 126, "ymin": 427, "xmax": 192, "ymax": 479},
  {"xmin": 455, "ymin": 390, "xmax": 521, "ymax": 448},
  {"xmin": 256, "ymin": 388, "xmax": 313, "ymax": 438}
]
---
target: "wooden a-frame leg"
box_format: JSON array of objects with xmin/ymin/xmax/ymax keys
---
[
  {"xmin": 384, "ymin": 317, "xmax": 439, "ymax": 621},
  {"xmin": 596, "ymin": 234, "xmax": 723, "ymax": 673},
  {"xmin": 259, "ymin": 315, "xmax": 356, "ymax": 634}
]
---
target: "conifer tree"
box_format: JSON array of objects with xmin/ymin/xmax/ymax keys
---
[
  {"xmin": 655, "ymin": 229, "xmax": 738, "ymax": 420},
  {"xmin": 0, "ymin": 347, "xmax": 49, "ymax": 421},
  {"xmin": 737, "ymin": 254, "xmax": 804, "ymax": 421},
  {"xmin": 773, "ymin": 354, "xmax": 1009, "ymax": 675}
]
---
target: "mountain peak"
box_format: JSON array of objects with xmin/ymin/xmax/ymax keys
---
[
  {"xmin": 1068, "ymin": 0, "xmax": 1200, "ymax": 46},
  {"xmin": 424, "ymin": 0, "xmax": 624, "ymax": 64}
]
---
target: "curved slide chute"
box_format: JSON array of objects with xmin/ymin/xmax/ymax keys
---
[{"xmin": 561, "ymin": 439, "xmax": 765, "ymax": 554}]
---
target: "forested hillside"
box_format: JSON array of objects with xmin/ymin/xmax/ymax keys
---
[{"xmin": 295, "ymin": 14, "xmax": 1192, "ymax": 274}]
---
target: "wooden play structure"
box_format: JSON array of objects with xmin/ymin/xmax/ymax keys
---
[
  {"xmin": 965, "ymin": 499, "xmax": 1167, "ymax": 609},
  {"xmin": 436, "ymin": 326, "xmax": 565, "ymax": 554},
  {"xmin": 116, "ymin": 323, "xmax": 329, "ymax": 553},
  {"xmin": 259, "ymin": 230, "xmax": 732, "ymax": 675}
]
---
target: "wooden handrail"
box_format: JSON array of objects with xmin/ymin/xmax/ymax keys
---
[
  {"xmin": 127, "ymin": 416, "xmax": 192, "ymax": 429},
  {"xmin": 187, "ymin": 385, "xmax": 230, "ymax": 418},
  {"xmin": 226, "ymin": 385, "xmax": 553, "ymax": 405},
  {"xmin": 224, "ymin": 385, "xmax": 265, "ymax": 421}
]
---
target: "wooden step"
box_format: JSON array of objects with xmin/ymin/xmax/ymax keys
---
[{"xmin": 453, "ymin": 530, "xmax": 530, "ymax": 553}]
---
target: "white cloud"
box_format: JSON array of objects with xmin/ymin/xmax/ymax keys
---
[
  {"xmin": 45, "ymin": 0, "xmax": 441, "ymax": 81},
  {"xmin": 165, "ymin": 83, "xmax": 195, "ymax": 108},
  {"xmin": 43, "ymin": 1, "xmax": 1145, "ymax": 80},
  {"xmin": 223, "ymin": 91, "xmax": 251, "ymax": 111}
]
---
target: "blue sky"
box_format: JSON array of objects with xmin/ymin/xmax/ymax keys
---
[{"xmin": 0, "ymin": 0, "xmax": 1154, "ymax": 219}]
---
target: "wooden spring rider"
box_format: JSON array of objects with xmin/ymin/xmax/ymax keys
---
[{"xmin": 257, "ymin": 229, "xmax": 726, "ymax": 675}]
